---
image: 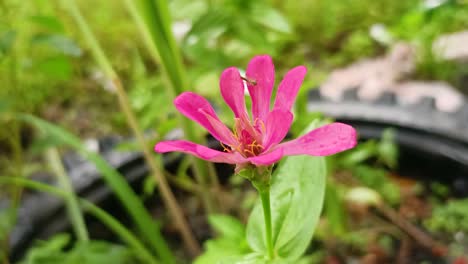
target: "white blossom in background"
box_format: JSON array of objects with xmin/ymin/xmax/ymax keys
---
[
  {"xmin": 172, "ymin": 20, "xmax": 192, "ymax": 42},
  {"xmin": 369, "ymin": 23, "xmax": 393, "ymax": 45}
]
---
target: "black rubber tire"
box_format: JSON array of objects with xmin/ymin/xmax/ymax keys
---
[{"xmin": 307, "ymin": 88, "xmax": 468, "ymax": 194}]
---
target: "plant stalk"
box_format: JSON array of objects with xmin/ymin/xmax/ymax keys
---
[
  {"xmin": 46, "ymin": 147, "xmax": 89, "ymax": 242},
  {"xmin": 112, "ymin": 78, "xmax": 200, "ymax": 255},
  {"xmin": 250, "ymin": 166, "xmax": 274, "ymax": 259},
  {"xmin": 122, "ymin": 0, "xmax": 220, "ymax": 213},
  {"xmin": 260, "ymin": 187, "xmax": 274, "ymax": 259},
  {"xmin": 60, "ymin": 0, "xmax": 200, "ymax": 256}
]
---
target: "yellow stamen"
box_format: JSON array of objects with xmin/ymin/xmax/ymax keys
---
[
  {"xmin": 233, "ymin": 143, "xmax": 243, "ymax": 154},
  {"xmin": 244, "ymin": 149, "xmax": 256, "ymax": 156},
  {"xmin": 250, "ymin": 140, "xmax": 256, "ymax": 154},
  {"xmin": 220, "ymin": 142, "xmax": 231, "ymax": 152}
]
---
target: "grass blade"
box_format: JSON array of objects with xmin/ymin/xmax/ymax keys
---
[
  {"xmin": 0, "ymin": 176, "xmax": 159, "ymax": 264},
  {"xmin": 46, "ymin": 147, "xmax": 89, "ymax": 242},
  {"xmin": 18, "ymin": 114, "xmax": 175, "ymax": 263}
]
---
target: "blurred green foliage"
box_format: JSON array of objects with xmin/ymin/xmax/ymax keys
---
[
  {"xmin": 390, "ymin": 0, "xmax": 468, "ymax": 84},
  {"xmin": 1, "ymin": 0, "xmax": 467, "ymax": 134},
  {"xmin": 272, "ymin": 0, "xmax": 416, "ymax": 66},
  {"xmin": 19, "ymin": 234, "xmax": 135, "ymax": 264},
  {"xmin": 177, "ymin": 0, "xmax": 293, "ymax": 70},
  {"xmin": 2, "ymin": 0, "xmax": 468, "ymax": 261},
  {"xmin": 0, "ymin": 1, "xmax": 80, "ymax": 112},
  {"xmin": 195, "ymin": 215, "xmax": 250, "ymax": 264},
  {"xmin": 334, "ymin": 129, "xmax": 401, "ymax": 205},
  {"xmin": 425, "ymin": 198, "xmax": 468, "ymax": 233}
]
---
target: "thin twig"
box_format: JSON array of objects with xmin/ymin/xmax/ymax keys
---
[
  {"xmin": 374, "ymin": 204, "xmax": 448, "ymax": 257},
  {"xmin": 336, "ymin": 170, "xmax": 447, "ymax": 256},
  {"xmin": 396, "ymin": 235, "xmax": 411, "ymax": 264}
]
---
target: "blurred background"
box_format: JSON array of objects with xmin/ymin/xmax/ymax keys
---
[
  {"xmin": 2, "ymin": 0, "xmax": 467, "ymax": 134},
  {"xmin": 1, "ymin": 0, "xmax": 468, "ymax": 263}
]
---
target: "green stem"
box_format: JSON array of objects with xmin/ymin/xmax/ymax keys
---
[
  {"xmin": 46, "ymin": 147, "xmax": 89, "ymax": 242},
  {"xmin": 121, "ymin": 0, "xmax": 160, "ymax": 64},
  {"xmin": 259, "ymin": 188, "xmax": 274, "ymax": 259},
  {"xmin": 0, "ymin": 177, "xmax": 159, "ymax": 264}
]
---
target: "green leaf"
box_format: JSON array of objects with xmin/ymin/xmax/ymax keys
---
[
  {"xmin": 208, "ymin": 215, "xmax": 245, "ymax": 240},
  {"xmin": 377, "ymin": 129, "xmax": 398, "ymax": 168},
  {"xmin": 324, "ymin": 181, "xmax": 347, "ymax": 236},
  {"xmin": 351, "ymin": 165, "xmax": 401, "ymax": 205},
  {"xmin": 35, "ymin": 56, "xmax": 72, "ymax": 80},
  {"xmin": 338, "ymin": 140, "xmax": 377, "ymax": 167},
  {"xmin": 195, "ymin": 237, "xmax": 249, "ymax": 264},
  {"xmin": 217, "ymin": 253, "xmax": 302, "ymax": 264},
  {"xmin": 195, "ymin": 215, "xmax": 250, "ymax": 264},
  {"xmin": 246, "ymin": 155, "xmax": 326, "ymax": 260},
  {"xmin": 0, "ymin": 98, "xmax": 11, "ymax": 113},
  {"xmin": 0, "ymin": 30, "xmax": 16, "ymax": 56},
  {"xmin": 30, "ymin": 34, "xmax": 82, "ymax": 57},
  {"xmin": 30, "ymin": 15, "xmax": 65, "ymax": 32},
  {"xmin": 184, "ymin": 9, "xmax": 229, "ymax": 41},
  {"xmin": 20, "ymin": 234, "xmax": 135, "ymax": 264},
  {"xmin": 251, "ymin": 5, "xmax": 292, "ymax": 34},
  {"xmin": 142, "ymin": 175, "xmax": 157, "ymax": 199}
]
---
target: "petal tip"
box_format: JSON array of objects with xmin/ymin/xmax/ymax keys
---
[
  {"xmin": 249, "ymin": 54, "xmax": 273, "ymax": 65},
  {"xmin": 296, "ymin": 65, "xmax": 308, "ymax": 74},
  {"xmin": 174, "ymin": 91, "xmax": 195, "ymax": 107},
  {"xmin": 154, "ymin": 142, "xmax": 166, "ymax": 153}
]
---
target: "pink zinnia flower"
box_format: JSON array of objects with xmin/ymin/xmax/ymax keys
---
[{"xmin": 155, "ymin": 55, "xmax": 357, "ymax": 171}]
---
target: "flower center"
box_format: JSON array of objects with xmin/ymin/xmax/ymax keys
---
[
  {"xmin": 221, "ymin": 117, "xmax": 266, "ymax": 158},
  {"xmin": 238, "ymin": 129, "xmax": 264, "ymax": 157}
]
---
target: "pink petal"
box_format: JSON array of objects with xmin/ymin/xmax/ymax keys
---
[
  {"xmin": 174, "ymin": 92, "xmax": 236, "ymax": 145},
  {"xmin": 220, "ymin": 67, "xmax": 249, "ymax": 120},
  {"xmin": 273, "ymin": 66, "xmax": 307, "ymax": 112},
  {"xmin": 248, "ymin": 148, "xmax": 284, "ymax": 165},
  {"xmin": 263, "ymin": 109, "xmax": 293, "ymax": 150},
  {"xmin": 246, "ymin": 55, "xmax": 275, "ymax": 121},
  {"xmin": 155, "ymin": 140, "xmax": 246, "ymax": 164},
  {"xmin": 276, "ymin": 123, "xmax": 357, "ymax": 156}
]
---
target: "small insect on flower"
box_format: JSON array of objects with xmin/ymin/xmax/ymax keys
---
[{"xmin": 155, "ymin": 55, "xmax": 357, "ymax": 172}]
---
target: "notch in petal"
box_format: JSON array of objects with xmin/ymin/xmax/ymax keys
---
[
  {"xmin": 246, "ymin": 55, "xmax": 275, "ymax": 121},
  {"xmin": 155, "ymin": 140, "xmax": 246, "ymax": 164},
  {"xmin": 276, "ymin": 123, "xmax": 357, "ymax": 156},
  {"xmin": 174, "ymin": 92, "xmax": 236, "ymax": 145},
  {"xmin": 273, "ymin": 66, "xmax": 307, "ymax": 112},
  {"xmin": 220, "ymin": 67, "xmax": 249, "ymax": 120}
]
